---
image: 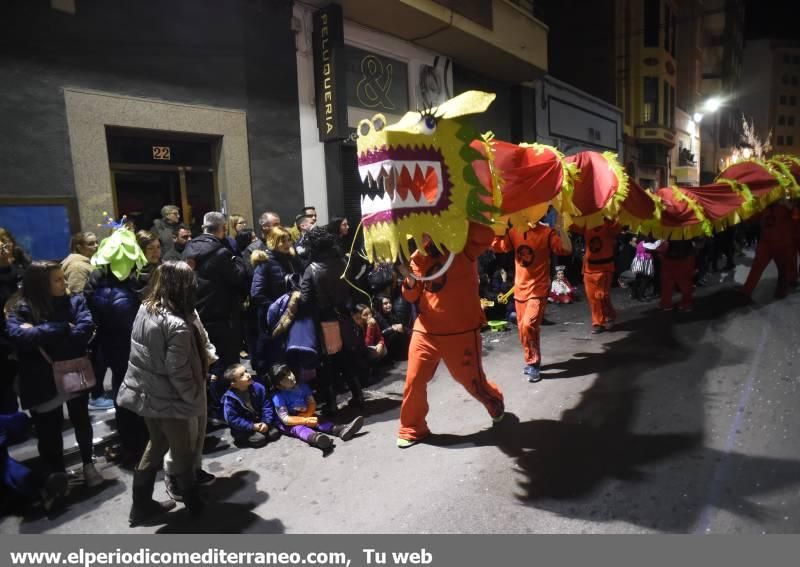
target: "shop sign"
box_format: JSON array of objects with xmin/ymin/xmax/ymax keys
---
[
  {"xmin": 312, "ymin": 5, "xmax": 349, "ymax": 141},
  {"xmin": 345, "ymin": 46, "xmax": 409, "ymax": 114}
]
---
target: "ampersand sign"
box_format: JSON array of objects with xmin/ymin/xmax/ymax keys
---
[{"xmin": 356, "ymin": 55, "xmax": 394, "ymax": 110}]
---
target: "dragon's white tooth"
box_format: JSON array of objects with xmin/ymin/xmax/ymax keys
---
[
  {"xmin": 368, "ymin": 162, "xmax": 383, "ymax": 181},
  {"xmin": 358, "ymin": 165, "xmax": 370, "ymax": 183}
]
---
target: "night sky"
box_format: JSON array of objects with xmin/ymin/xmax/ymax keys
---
[{"xmin": 745, "ymin": 0, "xmax": 800, "ymax": 41}]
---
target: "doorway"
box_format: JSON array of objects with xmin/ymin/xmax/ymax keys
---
[{"xmin": 107, "ymin": 128, "xmax": 219, "ymax": 234}]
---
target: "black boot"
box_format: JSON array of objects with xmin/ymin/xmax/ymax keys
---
[
  {"xmin": 309, "ymin": 432, "xmax": 333, "ymax": 451},
  {"xmin": 332, "ymin": 415, "xmax": 364, "ymax": 441},
  {"xmin": 345, "ymin": 375, "xmax": 365, "ymax": 408},
  {"xmin": 129, "ymin": 469, "xmax": 176, "ymax": 527},
  {"xmin": 177, "ymin": 472, "xmax": 205, "ymax": 517}
]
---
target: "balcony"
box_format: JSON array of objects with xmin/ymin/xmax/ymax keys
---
[
  {"xmin": 635, "ymin": 126, "xmax": 677, "ymax": 148},
  {"xmin": 673, "ymin": 165, "xmax": 699, "ymax": 185},
  {"xmin": 306, "ymin": 0, "xmax": 548, "ymax": 82}
]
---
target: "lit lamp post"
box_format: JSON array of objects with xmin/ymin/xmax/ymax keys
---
[{"xmin": 694, "ymin": 97, "xmax": 723, "ymax": 180}]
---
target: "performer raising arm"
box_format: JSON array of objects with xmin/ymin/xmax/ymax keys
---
[{"xmin": 492, "ymin": 213, "xmax": 572, "ymax": 382}]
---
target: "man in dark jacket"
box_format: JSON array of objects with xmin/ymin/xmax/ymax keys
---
[
  {"xmin": 242, "ymin": 211, "xmax": 281, "ymax": 272},
  {"xmin": 162, "ymin": 224, "xmax": 192, "ymax": 263},
  {"xmin": 182, "ymin": 212, "xmax": 247, "ymax": 384}
]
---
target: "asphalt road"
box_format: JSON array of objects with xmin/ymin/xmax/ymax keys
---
[{"xmin": 2, "ymin": 257, "xmax": 799, "ymax": 534}]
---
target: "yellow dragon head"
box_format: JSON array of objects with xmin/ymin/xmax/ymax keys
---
[{"xmin": 356, "ymin": 91, "xmax": 499, "ymax": 263}]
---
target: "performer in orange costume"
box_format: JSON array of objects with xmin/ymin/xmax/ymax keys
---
[
  {"xmin": 741, "ymin": 201, "xmax": 794, "ymax": 299},
  {"xmin": 395, "ymin": 223, "xmax": 505, "ymax": 448},
  {"xmin": 492, "ymin": 217, "xmax": 572, "ymax": 382},
  {"xmin": 577, "ymin": 219, "xmax": 622, "ymax": 333}
]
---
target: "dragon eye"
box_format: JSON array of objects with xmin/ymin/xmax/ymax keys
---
[{"xmin": 420, "ymin": 114, "xmax": 437, "ymax": 135}]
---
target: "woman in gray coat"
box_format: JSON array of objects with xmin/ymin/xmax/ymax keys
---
[{"xmin": 117, "ymin": 261, "xmax": 217, "ymax": 526}]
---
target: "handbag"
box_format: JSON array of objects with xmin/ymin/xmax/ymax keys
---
[
  {"xmin": 39, "ymin": 347, "xmax": 97, "ymax": 395},
  {"xmin": 320, "ymin": 320, "xmax": 343, "ymax": 355}
]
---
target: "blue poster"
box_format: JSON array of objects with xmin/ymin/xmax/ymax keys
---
[{"xmin": 0, "ymin": 205, "xmax": 72, "ymax": 261}]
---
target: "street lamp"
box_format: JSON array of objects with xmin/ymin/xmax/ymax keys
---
[
  {"xmin": 693, "ymin": 97, "xmax": 723, "ymax": 124},
  {"xmin": 702, "ymin": 97, "xmax": 722, "ymax": 113}
]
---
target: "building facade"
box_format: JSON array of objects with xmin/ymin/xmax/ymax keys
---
[
  {"xmin": 543, "ymin": 0, "xmax": 680, "ymax": 190},
  {"xmin": 0, "ymin": 0, "xmax": 305, "ymax": 242}
]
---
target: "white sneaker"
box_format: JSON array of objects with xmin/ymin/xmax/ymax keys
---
[{"xmin": 83, "ymin": 463, "xmax": 105, "ymax": 488}]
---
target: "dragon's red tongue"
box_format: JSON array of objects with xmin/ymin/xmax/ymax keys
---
[
  {"xmin": 423, "ymin": 166, "xmax": 438, "ymax": 203},
  {"xmin": 406, "ymin": 165, "xmax": 422, "ymax": 202},
  {"xmin": 397, "ymin": 166, "xmax": 412, "ymax": 200},
  {"xmin": 412, "ymin": 165, "xmax": 428, "ymax": 202}
]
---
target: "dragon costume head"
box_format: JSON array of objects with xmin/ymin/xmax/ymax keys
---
[{"xmin": 356, "ymin": 91, "xmax": 500, "ymax": 263}]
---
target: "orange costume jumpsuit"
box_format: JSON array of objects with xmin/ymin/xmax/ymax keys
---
[
  {"xmin": 398, "ymin": 223, "xmax": 505, "ymax": 442},
  {"xmin": 492, "ymin": 223, "xmax": 567, "ymax": 367},
  {"xmin": 579, "ymin": 221, "xmax": 621, "ymax": 328},
  {"xmin": 743, "ymin": 202, "xmax": 794, "ymax": 298}
]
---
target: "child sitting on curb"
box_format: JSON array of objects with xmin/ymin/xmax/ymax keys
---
[
  {"xmin": 222, "ymin": 364, "xmax": 281, "ymax": 448},
  {"xmin": 270, "ymin": 363, "xmax": 364, "ymax": 452}
]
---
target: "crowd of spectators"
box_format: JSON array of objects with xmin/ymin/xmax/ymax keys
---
[{"xmin": 0, "ymin": 204, "xmax": 414, "ymax": 519}]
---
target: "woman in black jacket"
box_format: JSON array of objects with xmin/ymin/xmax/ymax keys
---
[
  {"xmin": 5, "ymin": 261, "xmax": 104, "ymax": 488},
  {"xmin": 299, "ymin": 227, "xmax": 363, "ymax": 414},
  {"xmin": 250, "ymin": 227, "xmax": 302, "ymax": 375}
]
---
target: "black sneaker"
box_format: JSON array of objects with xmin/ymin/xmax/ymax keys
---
[
  {"xmin": 334, "ymin": 416, "xmax": 364, "ymax": 441},
  {"xmin": 195, "ymin": 469, "xmax": 216, "ymax": 486},
  {"xmin": 311, "ymin": 433, "xmax": 333, "ymax": 451}
]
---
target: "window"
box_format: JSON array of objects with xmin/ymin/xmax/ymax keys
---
[
  {"xmin": 789, "ymin": 116, "xmax": 795, "ymax": 126},
  {"xmin": 781, "ymin": 95, "xmax": 787, "ymax": 104},
  {"xmin": 643, "ymin": 77, "xmax": 659, "ymax": 124},
  {"xmin": 664, "ymin": 3, "xmax": 671, "ymax": 51},
  {"xmin": 663, "ymin": 80, "xmax": 669, "ymax": 126},
  {"xmin": 670, "ymin": 85, "xmax": 675, "ymax": 128},
  {"xmin": 788, "ymin": 136, "xmax": 795, "ymax": 146},
  {"xmin": 644, "ymin": 0, "xmax": 660, "ymax": 47},
  {"xmin": 791, "ymin": 96, "xmax": 797, "ymax": 106},
  {"xmin": 783, "ymin": 75, "xmax": 790, "ymax": 85},
  {"xmin": 793, "ymin": 76, "xmax": 799, "ymax": 86},
  {"xmin": 794, "ymin": 55, "xmax": 800, "ymax": 65},
  {"xmin": 785, "ymin": 54, "xmax": 792, "ymax": 64},
  {"xmin": 778, "ymin": 135, "xmax": 784, "ymax": 146},
  {"xmin": 671, "ymin": 12, "xmax": 676, "ymax": 58},
  {"xmin": 779, "ymin": 115, "xmax": 786, "ymax": 125}
]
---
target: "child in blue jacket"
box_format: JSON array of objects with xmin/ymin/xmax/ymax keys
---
[{"xmin": 222, "ymin": 364, "xmax": 281, "ymax": 448}]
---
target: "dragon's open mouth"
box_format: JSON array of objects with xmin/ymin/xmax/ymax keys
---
[{"xmin": 357, "ymin": 145, "xmax": 451, "ymax": 226}]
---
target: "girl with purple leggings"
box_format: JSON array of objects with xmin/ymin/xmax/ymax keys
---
[{"xmin": 270, "ymin": 364, "xmax": 363, "ymax": 452}]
